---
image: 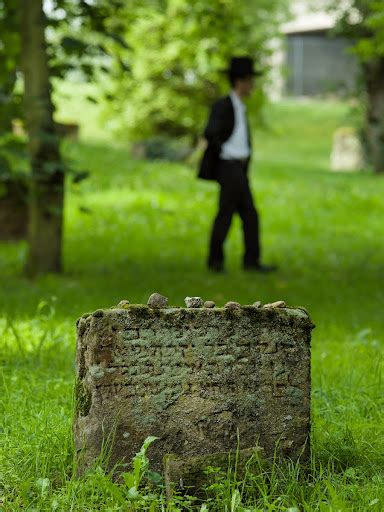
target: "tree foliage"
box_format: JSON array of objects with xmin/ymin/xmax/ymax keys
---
[
  {"xmin": 0, "ymin": 0, "xmax": 128, "ymax": 176},
  {"xmin": 0, "ymin": 1, "xmax": 21, "ymax": 132},
  {"xmin": 326, "ymin": 0, "xmax": 384, "ymax": 60},
  {"xmin": 45, "ymin": 0, "xmax": 129, "ymax": 83},
  {"xmin": 354, "ymin": 2, "xmax": 384, "ymax": 60},
  {"xmin": 0, "ymin": 0, "xmax": 129, "ymax": 108},
  {"xmin": 104, "ymin": 0, "xmax": 288, "ymax": 142},
  {"xmin": 1, "ymin": 0, "xmax": 287, "ymax": 149}
]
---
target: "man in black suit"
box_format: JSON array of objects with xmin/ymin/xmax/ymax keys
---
[{"xmin": 199, "ymin": 56, "xmax": 276, "ymax": 273}]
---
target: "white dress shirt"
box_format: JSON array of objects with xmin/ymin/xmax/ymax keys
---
[{"xmin": 220, "ymin": 91, "xmax": 251, "ymax": 160}]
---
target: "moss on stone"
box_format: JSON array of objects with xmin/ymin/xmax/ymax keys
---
[{"xmin": 74, "ymin": 378, "xmax": 92, "ymax": 417}]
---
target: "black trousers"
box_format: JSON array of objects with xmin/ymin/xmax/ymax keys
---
[{"xmin": 208, "ymin": 159, "xmax": 260, "ymax": 268}]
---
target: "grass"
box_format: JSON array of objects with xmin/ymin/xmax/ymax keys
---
[{"xmin": 1, "ymin": 94, "xmax": 384, "ymax": 510}]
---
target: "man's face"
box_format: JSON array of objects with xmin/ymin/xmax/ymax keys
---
[{"xmin": 237, "ymin": 76, "xmax": 254, "ymax": 97}]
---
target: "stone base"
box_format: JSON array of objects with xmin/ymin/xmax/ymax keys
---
[{"xmin": 164, "ymin": 447, "xmax": 264, "ymax": 498}]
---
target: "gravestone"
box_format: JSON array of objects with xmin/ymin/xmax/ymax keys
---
[
  {"xmin": 74, "ymin": 299, "xmax": 313, "ymax": 480},
  {"xmin": 331, "ymin": 127, "xmax": 364, "ymax": 172}
]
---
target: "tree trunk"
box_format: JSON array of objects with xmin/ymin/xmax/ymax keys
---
[
  {"xmin": 21, "ymin": 0, "xmax": 64, "ymax": 276},
  {"xmin": 364, "ymin": 58, "xmax": 384, "ymax": 174}
]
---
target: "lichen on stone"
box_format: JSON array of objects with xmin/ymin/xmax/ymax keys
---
[{"xmin": 74, "ymin": 378, "xmax": 92, "ymax": 417}]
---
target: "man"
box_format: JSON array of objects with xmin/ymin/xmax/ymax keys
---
[{"xmin": 199, "ymin": 56, "xmax": 276, "ymax": 273}]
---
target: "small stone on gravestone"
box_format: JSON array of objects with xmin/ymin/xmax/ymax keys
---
[
  {"xmin": 263, "ymin": 300, "xmax": 286, "ymax": 309},
  {"xmin": 117, "ymin": 300, "xmax": 130, "ymax": 309},
  {"xmin": 203, "ymin": 300, "xmax": 216, "ymax": 308},
  {"xmin": 185, "ymin": 296, "xmax": 203, "ymax": 308},
  {"xmin": 224, "ymin": 301, "xmax": 241, "ymax": 309},
  {"xmin": 147, "ymin": 293, "xmax": 168, "ymax": 308}
]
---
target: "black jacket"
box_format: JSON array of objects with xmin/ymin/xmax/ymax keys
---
[{"xmin": 198, "ymin": 95, "xmax": 251, "ymax": 181}]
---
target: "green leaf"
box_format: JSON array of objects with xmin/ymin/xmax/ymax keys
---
[
  {"xmin": 147, "ymin": 470, "xmax": 163, "ymax": 486},
  {"xmin": 105, "ymin": 32, "xmax": 131, "ymax": 50},
  {"xmin": 127, "ymin": 487, "xmax": 139, "ymax": 500},
  {"xmin": 140, "ymin": 435, "xmax": 159, "ymax": 452},
  {"xmin": 61, "ymin": 36, "xmax": 89, "ymax": 56},
  {"xmin": 122, "ymin": 472, "xmax": 136, "ymax": 489},
  {"xmin": 133, "ymin": 454, "xmax": 144, "ymax": 486},
  {"xmin": 0, "ymin": 154, "xmax": 11, "ymax": 175}
]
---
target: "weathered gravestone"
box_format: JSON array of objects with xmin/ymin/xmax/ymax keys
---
[
  {"xmin": 74, "ymin": 297, "xmax": 313, "ymax": 485},
  {"xmin": 331, "ymin": 127, "xmax": 364, "ymax": 172}
]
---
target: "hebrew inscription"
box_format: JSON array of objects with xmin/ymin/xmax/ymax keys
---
[{"xmin": 74, "ymin": 304, "xmax": 313, "ymax": 474}]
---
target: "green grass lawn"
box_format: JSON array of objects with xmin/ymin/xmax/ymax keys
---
[{"xmin": 1, "ymin": 97, "xmax": 384, "ymax": 510}]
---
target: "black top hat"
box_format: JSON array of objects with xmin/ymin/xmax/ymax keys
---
[{"xmin": 224, "ymin": 56, "xmax": 263, "ymax": 77}]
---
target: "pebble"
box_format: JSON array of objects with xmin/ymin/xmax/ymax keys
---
[
  {"xmin": 263, "ymin": 300, "xmax": 286, "ymax": 309},
  {"xmin": 297, "ymin": 306, "xmax": 309, "ymax": 316},
  {"xmin": 117, "ymin": 300, "xmax": 130, "ymax": 309},
  {"xmin": 204, "ymin": 300, "xmax": 216, "ymax": 308},
  {"xmin": 92, "ymin": 309, "xmax": 104, "ymax": 317},
  {"xmin": 147, "ymin": 293, "xmax": 168, "ymax": 308},
  {"xmin": 185, "ymin": 296, "xmax": 204, "ymax": 308},
  {"xmin": 253, "ymin": 301, "xmax": 262, "ymax": 308},
  {"xmin": 224, "ymin": 301, "xmax": 241, "ymax": 309}
]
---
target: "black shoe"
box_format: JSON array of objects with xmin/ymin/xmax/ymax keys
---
[{"xmin": 244, "ymin": 263, "xmax": 278, "ymax": 273}]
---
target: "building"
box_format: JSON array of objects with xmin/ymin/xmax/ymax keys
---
[{"xmin": 276, "ymin": 0, "xmax": 358, "ymax": 97}]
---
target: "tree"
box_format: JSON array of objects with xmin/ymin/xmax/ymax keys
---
[
  {"xmin": 21, "ymin": 0, "xmax": 64, "ymax": 275},
  {"xmin": 0, "ymin": 0, "xmax": 128, "ymax": 275},
  {"xmin": 104, "ymin": 0, "xmax": 287, "ymax": 144},
  {"xmin": 327, "ymin": 0, "xmax": 384, "ymax": 173}
]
